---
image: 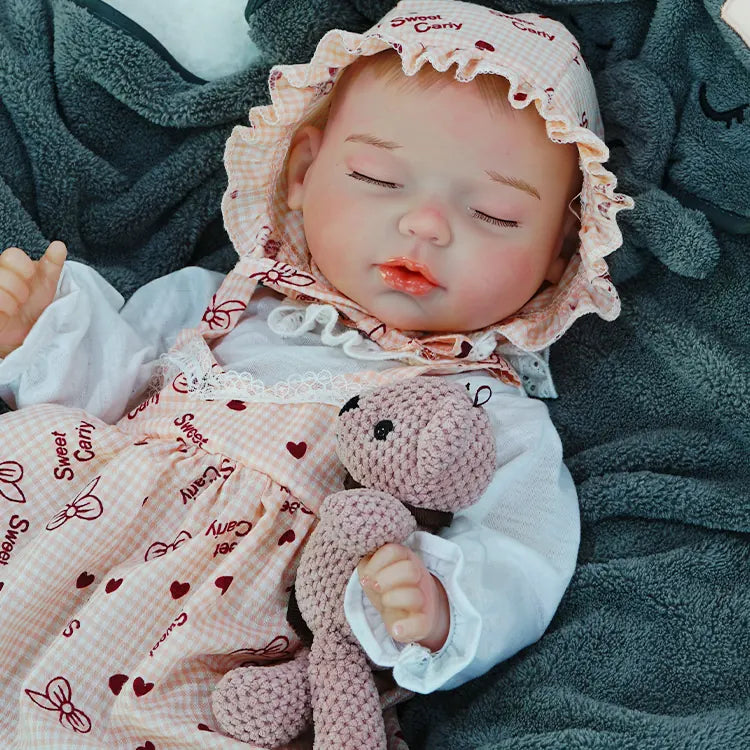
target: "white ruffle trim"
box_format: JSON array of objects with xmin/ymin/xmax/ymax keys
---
[
  {"xmin": 270, "ymin": 302, "xmax": 558, "ymax": 398},
  {"xmin": 266, "ymin": 302, "xmax": 415, "ymax": 362},
  {"xmin": 152, "ymin": 302, "xmax": 557, "ymax": 403}
]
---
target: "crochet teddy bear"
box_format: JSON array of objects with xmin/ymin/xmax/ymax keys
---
[{"xmin": 211, "ymin": 376, "xmax": 497, "ymax": 749}]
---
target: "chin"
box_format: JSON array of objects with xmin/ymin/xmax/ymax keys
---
[
  {"xmin": 379, "ymin": 311, "xmax": 465, "ymax": 334},
  {"xmin": 371, "ymin": 301, "xmax": 457, "ymax": 333},
  {"xmin": 376, "ymin": 313, "xmax": 422, "ymax": 332},
  {"xmin": 368, "ymin": 300, "xmax": 426, "ymax": 331},
  {"xmin": 363, "ymin": 293, "xmax": 500, "ymax": 334}
]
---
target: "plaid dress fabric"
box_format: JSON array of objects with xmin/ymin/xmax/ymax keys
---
[{"xmin": 0, "ymin": 266, "xmax": 413, "ymax": 748}]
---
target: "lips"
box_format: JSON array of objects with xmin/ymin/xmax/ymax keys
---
[{"xmin": 377, "ymin": 257, "xmax": 441, "ymax": 296}]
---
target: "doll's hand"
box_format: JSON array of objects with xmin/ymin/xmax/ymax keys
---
[
  {"xmin": 0, "ymin": 242, "xmax": 67, "ymax": 358},
  {"xmin": 357, "ymin": 543, "xmax": 450, "ymax": 652}
]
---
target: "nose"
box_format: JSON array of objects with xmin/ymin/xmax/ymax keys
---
[{"xmin": 398, "ymin": 203, "xmax": 451, "ymax": 246}]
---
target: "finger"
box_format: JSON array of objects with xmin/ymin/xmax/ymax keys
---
[
  {"xmin": 0, "ymin": 269, "xmax": 31, "ymax": 306},
  {"xmin": 37, "ymin": 241, "xmax": 67, "ymax": 284},
  {"xmin": 380, "ymin": 585, "xmax": 424, "ymax": 612},
  {"xmin": 41, "ymin": 241, "xmax": 67, "ymax": 268},
  {"xmin": 0, "ymin": 287, "xmax": 21, "ymax": 316},
  {"xmin": 0, "ymin": 310, "xmax": 8, "ymax": 334},
  {"xmin": 357, "ymin": 557, "xmax": 375, "ymax": 589},
  {"xmin": 371, "ymin": 559, "xmax": 423, "ymax": 593},
  {"xmin": 390, "ymin": 612, "xmax": 431, "ymax": 643},
  {"xmin": 357, "ymin": 556, "xmax": 371, "ymax": 579},
  {"xmin": 0, "ymin": 247, "xmax": 35, "ymax": 280},
  {"xmin": 362, "ymin": 543, "xmax": 412, "ymax": 578}
]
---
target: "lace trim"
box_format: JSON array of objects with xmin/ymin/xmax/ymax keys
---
[
  {"xmin": 268, "ymin": 301, "xmax": 557, "ymax": 398},
  {"xmin": 154, "ymin": 338, "xmax": 367, "ymax": 404},
  {"xmin": 148, "ymin": 303, "xmax": 557, "ymax": 403},
  {"xmin": 496, "ymin": 343, "xmax": 557, "ymax": 399}
]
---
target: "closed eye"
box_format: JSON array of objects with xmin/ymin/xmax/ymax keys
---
[
  {"xmin": 469, "ymin": 210, "xmax": 518, "ymax": 228},
  {"xmin": 348, "ymin": 171, "xmax": 518, "ymax": 228},
  {"xmin": 347, "ymin": 171, "xmax": 399, "ymax": 189}
]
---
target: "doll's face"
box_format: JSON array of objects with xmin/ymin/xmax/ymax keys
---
[{"xmin": 287, "ymin": 65, "xmax": 581, "ymax": 333}]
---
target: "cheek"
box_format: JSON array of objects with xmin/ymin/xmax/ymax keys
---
[
  {"xmin": 455, "ymin": 245, "xmax": 546, "ymax": 313},
  {"xmin": 502, "ymin": 253, "xmax": 544, "ymax": 285},
  {"xmin": 303, "ymin": 178, "xmax": 375, "ymax": 276},
  {"xmin": 303, "ymin": 179, "xmax": 350, "ymax": 268},
  {"xmin": 469, "ymin": 244, "xmax": 538, "ymax": 290}
]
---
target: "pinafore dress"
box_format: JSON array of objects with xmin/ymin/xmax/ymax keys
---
[{"xmin": 0, "ymin": 269, "xmax": 416, "ymax": 749}]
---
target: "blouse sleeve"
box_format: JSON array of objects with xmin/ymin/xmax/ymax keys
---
[
  {"xmin": 0, "ymin": 261, "xmax": 224, "ymax": 421},
  {"xmin": 344, "ymin": 372, "xmax": 580, "ymax": 694}
]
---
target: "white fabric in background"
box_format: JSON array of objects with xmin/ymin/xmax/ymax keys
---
[
  {"xmin": 102, "ymin": 0, "xmax": 262, "ymax": 79},
  {"xmin": 722, "ymin": 0, "xmax": 750, "ymax": 48}
]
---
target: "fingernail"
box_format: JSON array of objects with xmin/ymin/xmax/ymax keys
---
[
  {"xmin": 393, "ymin": 624, "xmax": 403, "ymax": 638},
  {"xmin": 360, "ymin": 577, "xmax": 371, "ymax": 588}
]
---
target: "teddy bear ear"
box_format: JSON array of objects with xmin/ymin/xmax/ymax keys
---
[
  {"xmin": 416, "ymin": 399, "xmax": 471, "ymax": 483},
  {"xmin": 338, "ymin": 394, "xmax": 360, "ymax": 416}
]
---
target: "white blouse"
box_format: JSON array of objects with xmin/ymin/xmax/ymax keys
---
[{"xmin": 0, "ymin": 261, "xmax": 580, "ymax": 694}]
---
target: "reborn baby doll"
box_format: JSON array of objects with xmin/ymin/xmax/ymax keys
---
[{"xmin": 0, "ymin": 2, "xmax": 632, "ymax": 747}]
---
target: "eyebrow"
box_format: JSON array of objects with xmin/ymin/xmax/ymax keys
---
[
  {"xmin": 345, "ymin": 133, "xmax": 541, "ymax": 200},
  {"xmin": 485, "ymin": 170, "xmax": 540, "ymax": 200},
  {"xmin": 345, "ymin": 133, "xmax": 402, "ymax": 150}
]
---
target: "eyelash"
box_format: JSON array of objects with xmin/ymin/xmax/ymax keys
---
[{"xmin": 346, "ymin": 171, "xmax": 518, "ymax": 228}]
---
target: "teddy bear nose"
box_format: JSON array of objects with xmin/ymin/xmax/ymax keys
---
[
  {"xmin": 339, "ymin": 395, "xmax": 360, "ymax": 415},
  {"xmin": 373, "ymin": 419, "xmax": 394, "ymax": 440}
]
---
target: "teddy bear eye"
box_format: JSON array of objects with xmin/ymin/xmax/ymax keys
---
[{"xmin": 373, "ymin": 420, "xmax": 394, "ymax": 440}]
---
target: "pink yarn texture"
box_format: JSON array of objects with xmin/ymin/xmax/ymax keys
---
[{"xmin": 212, "ymin": 376, "xmax": 496, "ymax": 748}]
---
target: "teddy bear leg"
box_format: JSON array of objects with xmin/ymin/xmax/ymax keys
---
[
  {"xmin": 212, "ymin": 648, "xmax": 312, "ymax": 746},
  {"xmin": 308, "ymin": 638, "xmax": 387, "ymax": 750}
]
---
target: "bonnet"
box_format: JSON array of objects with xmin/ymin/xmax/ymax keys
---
[{"xmin": 222, "ymin": 0, "xmax": 634, "ymax": 392}]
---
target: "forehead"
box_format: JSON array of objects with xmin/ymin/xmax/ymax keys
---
[{"xmin": 326, "ymin": 65, "xmax": 573, "ymax": 174}]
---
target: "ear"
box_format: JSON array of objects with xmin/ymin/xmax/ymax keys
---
[
  {"xmin": 286, "ymin": 125, "xmax": 324, "ymax": 210},
  {"xmin": 544, "ymin": 203, "xmax": 580, "ymax": 284},
  {"xmin": 416, "ymin": 399, "xmax": 471, "ymax": 483}
]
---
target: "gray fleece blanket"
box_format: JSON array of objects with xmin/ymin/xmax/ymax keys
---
[{"xmin": 1, "ymin": 0, "xmax": 749, "ymax": 747}]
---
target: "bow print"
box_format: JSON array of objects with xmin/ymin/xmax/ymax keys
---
[
  {"xmin": 202, "ymin": 295, "xmax": 247, "ymax": 331},
  {"xmin": 0, "ymin": 460, "xmax": 25, "ymax": 504},
  {"xmin": 25, "ymin": 676, "xmax": 92, "ymax": 734},
  {"xmin": 145, "ymin": 530, "xmax": 192, "ymax": 562},
  {"xmin": 46, "ymin": 476, "xmax": 103, "ymax": 531}
]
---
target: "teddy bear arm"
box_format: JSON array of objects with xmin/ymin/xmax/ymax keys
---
[{"xmin": 319, "ymin": 489, "xmax": 417, "ymax": 555}]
